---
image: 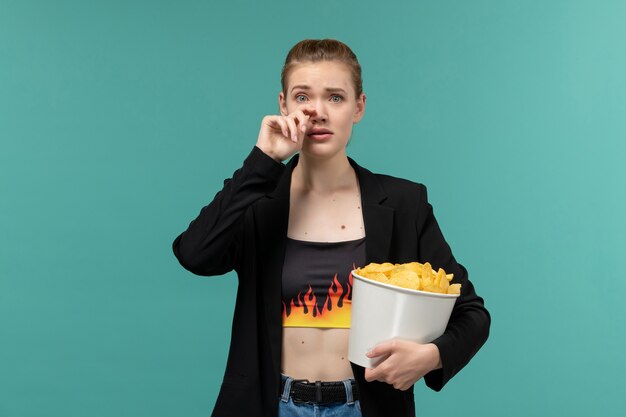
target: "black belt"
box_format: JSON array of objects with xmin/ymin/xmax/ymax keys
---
[{"xmin": 282, "ymin": 379, "xmax": 360, "ymax": 404}]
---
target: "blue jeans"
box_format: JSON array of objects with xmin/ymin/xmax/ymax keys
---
[{"xmin": 278, "ymin": 375, "xmax": 362, "ymax": 417}]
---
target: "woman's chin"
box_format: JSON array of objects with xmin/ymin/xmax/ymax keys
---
[
  {"xmin": 301, "ymin": 138, "xmax": 349, "ymax": 158},
  {"xmin": 300, "ymin": 144, "xmax": 347, "ymax": 160}
]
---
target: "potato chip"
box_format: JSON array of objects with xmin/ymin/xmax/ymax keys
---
[
  {"xmin": 369, "ymin": 272, "xmax": 389, "ymax": 282},
  {"xmin": 421, "ymin": 262, "xmax": 433, "ymax": 288},
  {"xmin": 389, "ymin": 269, "xmax": 421, "ymax": 290},
  {"xmin": 437, "ymin": 268, "xmax": 449, "ymax": 292},
  {"xmin": 363, "ymin": 262, "xmax": 395, "ymax": 274},
  {"xmin": 356, "ymin": 261, "xmax": 460, "ymax": 295},
  {"xmin": 448, "ymin": 283, "xmax": 461, "ymax": 294},
  {"xmin": 404, "ymin": 262, "xmax": 423, "ymax": 274}
]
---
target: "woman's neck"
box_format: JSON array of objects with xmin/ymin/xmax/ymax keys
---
[{"xmin": 292, "ymin": 152, "xmax": 356, "ymax": 193}]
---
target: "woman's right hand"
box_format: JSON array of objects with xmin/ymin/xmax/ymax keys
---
[{"xmin": 255, "ymin": 110, "xmax": 311, "ymax": 162}]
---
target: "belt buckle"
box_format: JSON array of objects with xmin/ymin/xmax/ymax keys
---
[
  {"xmin": 290, "ymin": 379, "xmax": 311, "ymax": 405},
  {"xmin": 290, "ymin": 379, "xmax": 342, "ymax": 405}
]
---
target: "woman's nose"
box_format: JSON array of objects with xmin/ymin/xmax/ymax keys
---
[{"xmin": 305, "ymin": 101, "xmax": 327, "ymax": 123}]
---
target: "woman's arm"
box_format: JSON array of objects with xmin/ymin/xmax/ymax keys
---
[
  {"xmin": 172, "ymin": 110, "xmax": 312, "ymax": 276},
  {"xmin": 364, "ymin": 184, "xmax": 490, "ymax": 391},
  {"xmin": 416, "ymin": 186, "xmax": 491, "ymax": 391},
  {"xmin": 172, "ymin": 146, "xmax": 285, "ymax": 276}
]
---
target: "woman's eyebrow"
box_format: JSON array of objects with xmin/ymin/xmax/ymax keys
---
[
  {"xmin": 325, "ymin": 87, "xmax": 347, "ymax": 94},
  {"xmin": 290, "ymin": 85, "xmax": 347, "ymax": 94},
  {"xmin": 291, "ymin": 85, "xmax": 311, "ymax": 92}
]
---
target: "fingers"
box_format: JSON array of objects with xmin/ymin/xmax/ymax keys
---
[
  {"xmin": 300, "ymin": 105, "xmax": 316, "ymax": 117},
  {"xmin": 366, "ymin": 340, "xmax": 396, "ymax": 358},
  {"xmin": 364, "ymin": 367, "xmax": 377, "ymax": 382},
  {"xmin": 292, "ymin": 110, "xmax": 311, "ymax": 133},
  {"xmin": 269, "ymin": 117, "xmax": 290, "ymax": 140},
  {"xmin": 366, "ymin": 341, "xmax": 439, "ymax": 391},
  {"xmin": 285, "ymin": 117, "xmax": 299, "ymax": 142},
  {"xmin": 364, "ymin": 361, "xmax": 392, "ymax": 386},
  {"xmin": 264, "ymin": 116, "xmax": 295, "ymax": 143},
  {"xmin": 364, "ymin": 350, "xmax": 391, "ymax": 383},
  {"xmin": 265, "ymin": 111, "xmax": 310, "ymax": 143},
  {"xmin": 287, "ymin": 110, "xmax": 310, "ymax": 141},
  {"xmin": 365, "ymin": 361, "xmax": 412, "ymax": 391}
]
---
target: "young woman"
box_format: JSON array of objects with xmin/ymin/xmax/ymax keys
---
[{"xmin": 173, "ymin": 39, "xmax": 490, "ymax": 417}]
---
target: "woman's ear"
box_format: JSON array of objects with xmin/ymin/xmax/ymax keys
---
[
  {"xmin": 353, "ymin": 93, "xmax": 366, "ymax": 124},
  {"xmin": 278, "ymin": 92, "xmax": 288, "ymax": 116}
]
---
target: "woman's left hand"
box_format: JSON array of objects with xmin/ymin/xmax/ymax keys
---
[{"xmin": 363, "ymin": 340, "xmax": 442, "ymax": 391}]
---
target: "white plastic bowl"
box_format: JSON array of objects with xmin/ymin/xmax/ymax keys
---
[{"xmin": 348, "ymin": 270, "xmax": 460, "ymax": 368}]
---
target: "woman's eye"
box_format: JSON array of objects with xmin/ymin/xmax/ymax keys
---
[
  {"xmin": 330, "ymin": 95, "xmax": 343, "ymax": 103},
  {"xmin": 295, "ymin": 95, "xmax": 308, "ymax": 102}
]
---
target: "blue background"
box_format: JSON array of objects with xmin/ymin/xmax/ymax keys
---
[{"xmin": 1, "ymin": 1, "xmax": 625, "ymax": 416}]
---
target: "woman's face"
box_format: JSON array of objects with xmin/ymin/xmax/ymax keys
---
[{"xmin": 279, "ymin": 61, "xmax": 366, "ymax": 159}]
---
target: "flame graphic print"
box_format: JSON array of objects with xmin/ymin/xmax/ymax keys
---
[{"xmin": 282, "ymin": 272, "xmax": 354, "ymax": 328}]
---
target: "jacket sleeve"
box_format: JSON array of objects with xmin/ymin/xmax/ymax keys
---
[
  {"xmin": 172, "ymin": 146, "xmax": 285, "ymax": 276},
  {"xmin": 416, "ymin": 185, "xmax": 491, "ymax": 391}
]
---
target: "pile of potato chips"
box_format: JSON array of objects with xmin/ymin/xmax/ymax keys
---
[{"xmin": 355, "ymin": 262, "xmax": 461, "ymax": 295}]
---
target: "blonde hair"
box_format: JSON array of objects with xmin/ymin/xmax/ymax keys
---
[{"xmin": 281, "ymin": 39, "xmax": 363, "ymax": 98}]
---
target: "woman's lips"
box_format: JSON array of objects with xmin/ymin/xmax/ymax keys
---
[{"xmin": 307, "ymin": 128, "xmax": 333, "ymax": 140}]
